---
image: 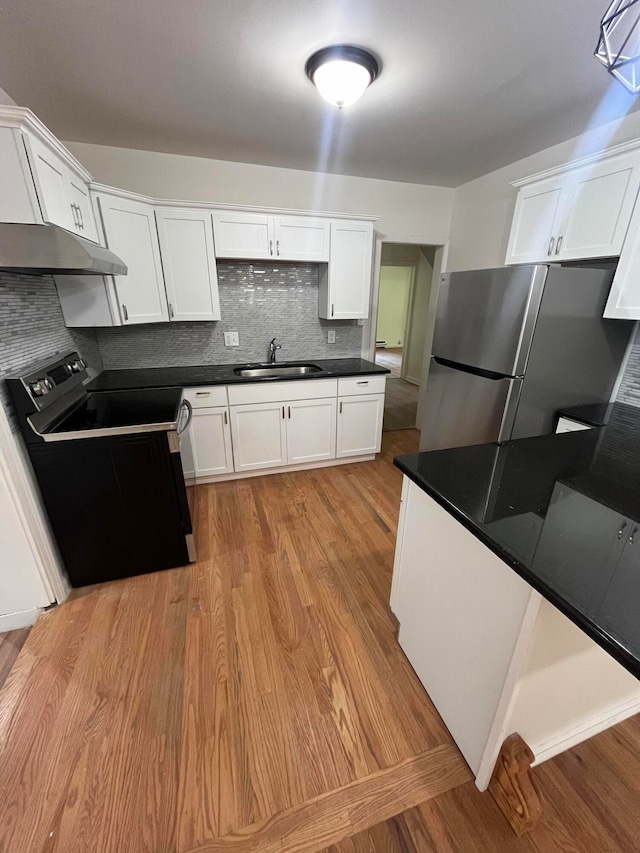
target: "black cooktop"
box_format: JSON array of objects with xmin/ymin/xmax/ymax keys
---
[
  {"xmin": 51, "ymin": 388, "xmax": 183, "ymax": 434},
  {"xmin": 394, "ymin": 403, "xmax": 640, "ymax": 679}
]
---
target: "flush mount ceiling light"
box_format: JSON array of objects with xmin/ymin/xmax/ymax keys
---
[
  {"xmin": 595, "ymin": 0, "xmax": 640, "ymax": 93},
  {"xmin": 306, "ymin": 45, "xmax": 380, "ymax": 109}
]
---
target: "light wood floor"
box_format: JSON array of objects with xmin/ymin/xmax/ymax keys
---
[
  {"xmin": 375, "ymin": 347, "xmax": 403, "ymax": 378},
  {"xmin": 3, "ymin": 430, "xmax": 640, "ymax": 852},
  {"xmin": 0, "ymin": 430, "xmax": 472, "ymax": 852},
  {"xmin": 0, "ymin": 628, "xmax": 30, "ymax": 691},
  {"xmin": 324, "ymin": 713, "xmax": 640, "ymax": 852}
]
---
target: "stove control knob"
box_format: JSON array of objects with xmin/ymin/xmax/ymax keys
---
[
  {"xmin": 69, "ymin": 359, "xmax": 86, "ymax": 373},
  {"xmin": 43, "ymin": 378, "xmax": 54, "ymax": 391},
  {"xmin": 30, "ymin": 380, "xmax": 47, "ymax": 397}
]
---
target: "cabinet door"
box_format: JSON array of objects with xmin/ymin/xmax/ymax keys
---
[
  {"xmin": 530, "ymin": 483, "xmax": 625, "ymax": 613},
  {"xmin": 156, "ymin": 208, "xmax": 221, "ymax": 321},
  {"xmin": 505, "ymin": 177, "xmax": 567, "ymax": 265},
  {"xmin": 66, "ymin": 174, "xmax": 99, "ymax": 243},
  {"xmin": 23, "ymin": 134, "xmax": 75, "ymax": 231},
  {"xmin": 0, "ymin": 128, "xmax": 42, "ymax": 224},
  {"xmin": 274, "ymin": 216, "xmax": 330, "ymax": 262},
  {"xmin": 230, "ymin": 401, "xmax": 287, "ymax": 472},
  {"xmin": 556, "ymin": 157, "xmax": 640, "ymax": 261},
  {"xmin": 96, "ymin": 194, "xmax": 169, "ymax": 324},
  {"xmin": 598, "ymin": 524, "xmax": 640, "ymax": 653},
  {"xmin": 212, "ymin": 212, "xmax": 274, "ymax": 259},
  {"xmin": 286, "ymin": 397, "xmax": 337, "ymax": 464},
  {"xmin": 336, "ymin": 393, "xmax": 384, "ymax": 458},
  {"xmin": 320, "ymin": 220, "xmax": 373, "ymax": 319},
  {"xmin": 190, "ymin": 407, "xmax": 233, "ymax": 477},
  {"xmin": 605, "ymin": 192, "xmax": 640, "ymax": 318}
]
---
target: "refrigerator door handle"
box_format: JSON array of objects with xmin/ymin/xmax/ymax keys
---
[{"xmin": 432, "ymin": 356, "xmax": 515, "ymax": 381}]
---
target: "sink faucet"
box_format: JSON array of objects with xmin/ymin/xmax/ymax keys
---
[{"xmin": 269, "ymin": 337, "xmax": 281, "ymax": 364}]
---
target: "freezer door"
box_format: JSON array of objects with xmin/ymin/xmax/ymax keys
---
[
  {"xmin": 421, "ymin": 358, "xmax": 522, "ymax": 451},
  {"xmin": 433, "ymin": 266, "xmax": 547, "ymax": 375}
]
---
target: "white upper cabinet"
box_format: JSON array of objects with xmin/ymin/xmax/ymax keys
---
[
  {"xmin": 212, "ymin": 212, "xmax": 274, "ymax": 259},
  {"xmin": 155, "ymin": 208, "xmax": 220, "ymax": 321},
  {"xmin": 506, "ymin": 151, "xmax": 640, "ymax": 265},
  {"xmin": 96, "ymin": 193, "xmax": 169, "ymax": 325},
  {"xmin": 505, "ymin": 177, "xmax": 568, "ymax": 265},
  {"xmin": 23, "ymin": 133, "xmax": 99, "ymax": 242},
  {"xmin": 273, "ymin": 216, "xmax": 330, "ymax": 262},
  {"xmin": 319, "ymin": 220, "xmax": 374, "ymax": 319},
  {"xmin": 604, "ymin": 195, "xmax": 640, "ymax": 318}
]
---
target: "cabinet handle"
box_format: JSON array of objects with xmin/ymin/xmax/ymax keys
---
[
  {"xmin": 331, "ymin": 303, "xmax": 335, "ymax": 317},
  {"xmin": 357, "ymin": 381, "xmax": 369, "ymax": 385},
  {"xmin": 224, "ymin": 410, "xmax": 228, "ymax": 425},
  {"xmin": 618, "ymin": 520, "xmax": 628, "ymax": 539},
  {"xmin": 339, "ymin": 401, "xmax": 343, "ymax": 414},
  {"xmin": 282, "ymin": 405, "xmax": 285, "ymax": 419},
  {"xmin": 70, "ymin": 203, "xmax": 79, "ymax": 229},
  {"xmin": 629, "ymin": 525, "xmax": 638, "ymax": 545},
  {"xmin": 547, "ymin": 237, "xmax": 555, "ymax": 256},
  {"xmin": 270, "ymin": 240, "xmax": 274, "ymax": 256},
  {"xmin": 276, "ymin": 240, "xmax": 280, "ymax": 256},
  {"xmin": 77, "ymin": 206, "xmax": 84, "ymax": 230},
  {"xmin": 555, "ymin": 235, "xmax": 563, "ymax": 255},
  {"xmin": 122, "ymin": 303, "xmax": 128, "ymax": 322},
  {"xmin": 288, "ymin": 405, "xmax": 291, "ymax": 418},
  {"xmin": 169, "ymin": 303, "xmax": 174, "ymax": 319}
]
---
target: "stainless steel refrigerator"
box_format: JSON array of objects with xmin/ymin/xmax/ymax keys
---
[{"xmin": 421, "ymin": 265, "xmax": 632, "ymax": 452}]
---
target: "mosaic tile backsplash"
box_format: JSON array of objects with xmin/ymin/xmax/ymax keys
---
[
  {"xmin": 617, "ymin": 324, "xmax": 640, "ymax": 408},
  {"xmin": 96, "ymin": 262, "xmax": 363, "ymax": 369},
  {"xmin": 0, "ymin": 272, "xmax": 102, "ymax": 431}
]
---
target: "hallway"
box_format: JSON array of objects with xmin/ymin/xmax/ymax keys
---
[{"xmin": 375, "ymin": 349, "xmax": 420, "ymax": 431}]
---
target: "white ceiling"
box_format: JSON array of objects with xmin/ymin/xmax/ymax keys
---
[{"xmin": 0, "ymin": 0, "xmax": 637, "ymax": 187}]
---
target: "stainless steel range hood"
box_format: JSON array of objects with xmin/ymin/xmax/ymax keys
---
[{"xmin": 0, "ymin": 223, "xmax": 127, "ymax": 276}]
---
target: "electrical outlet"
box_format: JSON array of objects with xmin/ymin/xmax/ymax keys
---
[
  {"xmin": 327, "ymin": 330, "xmax": 336, "ymax": 344},
  {"xmin": 224, "ymin": 331, "xmax": 239, "ymax": 347}
]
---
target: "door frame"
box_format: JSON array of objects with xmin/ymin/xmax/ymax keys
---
[{"xmin": 375, "ymin": 260, "xmax": 416, "ymax": 367}]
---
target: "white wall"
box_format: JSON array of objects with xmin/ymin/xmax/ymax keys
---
[
  {"xmin": 447, "ymin": 109, "xmax": 640, "ymax": 272},
  {"xmin": 66, "ymin": 141, "xmax": 454, "ymax": 244},
  {"xmin": 0, "ymin": 84, "xmax": 16, "ymax": 107}
]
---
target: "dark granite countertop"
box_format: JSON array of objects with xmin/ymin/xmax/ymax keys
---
[
  {"xmin": 394, "ymin": 403, "xmax": 640, "ymax": 679},
  {"xmin": 86, "ymin": 358, "xmax": 389, "ymax": 392}
]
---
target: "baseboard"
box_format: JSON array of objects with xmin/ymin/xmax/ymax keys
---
[
  {"xmin": 192, "ymin": 454, "xmax": 376, "ymax": 484},
  {"xmin": 0, "ymin": 608, "xmax": 41, "ymax": 632},
  {"xmin": 531, "ymin": 694, "xmax": 640, "ymax": 766}
]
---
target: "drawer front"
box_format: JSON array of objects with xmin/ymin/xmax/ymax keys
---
[
  {"xmin": 228, "ymin": 378, "xmax": 338, "ymax": 405},
  {"xmin": 338, "ymin": 375, "xmax": 386, "ymax": 396},
  {"xmin": 183, "ymin": 386, "xmax": 229, "ymax": 408}
]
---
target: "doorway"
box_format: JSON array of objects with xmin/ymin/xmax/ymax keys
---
[{"xmin": 374, "ymin": 244, "xmax": 437, "ymax": 432}]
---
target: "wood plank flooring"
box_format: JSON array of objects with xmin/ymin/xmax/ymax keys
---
[
  {"xmin": 0, "ymin": 628, "xmax": 30, "ymax": 691},
  {"xmin": 375, "ymin": 347, "xmax": 403, "ymax": 378},
  {"xmin": 323, "ymin": 713, "xmax": 640, "ymax": 852},
  {"xmin": 0, "ymin": 429, "xmax": 470, "ymax": 853}
]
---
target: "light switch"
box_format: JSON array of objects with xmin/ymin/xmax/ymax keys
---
[
  {"xmin": 327, "ymin": 330, "xmax": 336, "ymax": 344},
  {"xmin": 224, "ymin": 331, "xmax": 239, "ymax": 347}
]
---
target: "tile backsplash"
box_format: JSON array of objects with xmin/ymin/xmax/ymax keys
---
[
  {"xmin": 96, "ymin": 262, "xmax": 363, "ymax": 369},
  {"xmin": 0, "ymin": 272, "xmax": 102, "ymax": 431},
  {"xmin": 616, "ymin": 324, "xmax": 640, "ymax": 408}
]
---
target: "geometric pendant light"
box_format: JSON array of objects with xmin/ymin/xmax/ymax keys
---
[
  {"xmin": 595, "ymin": 0, "xmax": 640, "ymax": 93},
  {"xmin": 306, "ymin": 45, "xmax": 380, "ymax": 109}
]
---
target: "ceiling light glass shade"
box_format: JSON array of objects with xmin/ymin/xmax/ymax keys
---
[
  {"xmin": 595, "ymin": 0, "xmax": 640, "ymax": 93},
  {"xmin": 306, "ymin": 46, "xmax": 380, "ymax": 109}
]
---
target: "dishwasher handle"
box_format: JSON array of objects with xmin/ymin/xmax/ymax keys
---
[{"xmin": 177, "ymin": 399, "xmax": 193, "ymax": 434}]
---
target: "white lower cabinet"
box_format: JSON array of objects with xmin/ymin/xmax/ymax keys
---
[
  {"xmin": 190, "ymin": 407, "xmax": 234, "ymax": 477},
  {"xmin": 230, "ymin": 401, "xmax": 287, "ymax": 472},
  {"xmin": 337, "ymin": 393, "xmax": 385, "ymax": 458},
  {"xmin": 287, "ymin": 398, "xmax": 337, "ymax": 464}
]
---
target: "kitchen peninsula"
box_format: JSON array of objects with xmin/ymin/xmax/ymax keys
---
[{"xmin": 390, "ymin": 403, "xmax": 640, "ymax": 817}]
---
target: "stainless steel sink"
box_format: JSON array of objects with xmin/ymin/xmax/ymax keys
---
[{"xmin": 233, "ymin": 363, "xmax": 323, "ymax": 378}]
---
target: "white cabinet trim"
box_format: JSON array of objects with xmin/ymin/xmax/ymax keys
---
[{"xmin": 510, "ymin": 137, "xmax": 640, "ymax": 187}]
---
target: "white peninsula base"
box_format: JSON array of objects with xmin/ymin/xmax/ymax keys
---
[{"xmin": 390, "ymin": 476, "xmax": 640, "ymax": 791}]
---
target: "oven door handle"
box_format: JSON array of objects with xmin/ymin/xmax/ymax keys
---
[{"xmin": 177, "ymin": 399, "xmax": 193, "ymax": 434}]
